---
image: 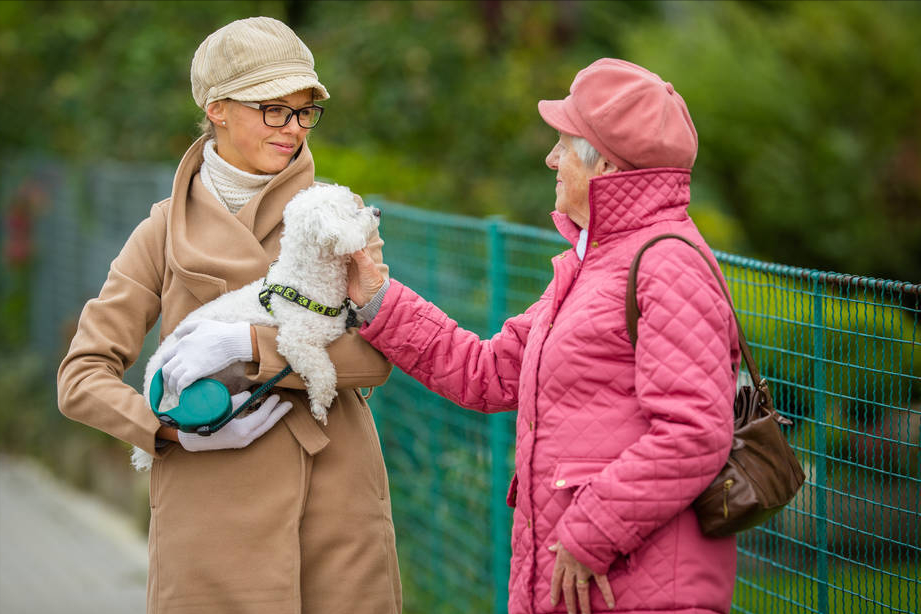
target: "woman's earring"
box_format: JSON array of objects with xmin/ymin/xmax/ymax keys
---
[{"xmin": 222, "ymin": 121, "xmax": 227, "ymax": 126}]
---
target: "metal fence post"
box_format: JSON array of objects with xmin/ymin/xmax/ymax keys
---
[
  {"xmin": 487, "ymin": 217, "xmax": 510, "ymax": 614},
  {"xmin": 812, "ymin": 278, "xmax": 830, "ymax": 614}
]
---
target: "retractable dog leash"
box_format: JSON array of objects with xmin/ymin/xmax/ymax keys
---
[
  {"xmin": 151, "ymin": 271, "xmax": 351, "ymax": 435},
  {"xmin": 149, "ymin": 365, "xmax": 293, "ymax": 435}
]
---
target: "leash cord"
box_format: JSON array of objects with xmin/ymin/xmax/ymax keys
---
[{"xmin": 201, "ymin": 365, "xmax": 294, "ymax": 435}]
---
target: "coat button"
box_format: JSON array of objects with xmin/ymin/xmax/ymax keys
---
[
  {"xmin": 555, "ymin": 479, "xmax": 566, "ymax": 487},
  {"xmin": 529, "ymin": 421, "xmax": 534, "ymax": 431},
  {"xmin": 548, "ymin": 323, "xmax": 553, "ymax": 328},
  {"xmin": 527, "ymin": 518, "xmax": 531, "ymax": 528},
  {"xmin": 591, "ymin": 241, "xmax": 599, "ymax": 248}
]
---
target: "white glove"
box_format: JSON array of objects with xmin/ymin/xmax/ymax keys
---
[
  {"xmin": 160, "ymin": 319, "xmax": 253, "ymax": 394},
  {"xmin": 177, "ymin": 392, "xmax": 293, "ymax": 452}
]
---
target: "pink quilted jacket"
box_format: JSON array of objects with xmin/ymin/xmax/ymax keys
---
[{"xmin": 362, "ymin": 168, "xmax": 740, "ymax": 614}]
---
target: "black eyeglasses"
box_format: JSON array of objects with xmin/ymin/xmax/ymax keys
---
[{"xmin": 236, "ymin": 101, "xmax": 324, "ymax": 129}]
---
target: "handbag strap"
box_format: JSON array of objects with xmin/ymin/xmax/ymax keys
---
[{"xmin": 625, "ymin": 233, "xmax": 765, "ymax": 390}]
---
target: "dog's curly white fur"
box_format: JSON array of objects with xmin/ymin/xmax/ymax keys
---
[{"xmin": 131, "ymin": 184, "xmax": 379, "ymax": 471}]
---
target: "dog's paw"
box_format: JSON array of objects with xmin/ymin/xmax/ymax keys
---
[
  {"xmin": 309, "ymin": 401, "xmax": 329, "ymax": 425},
  {"xmin": 131, "ymin": 446, "xmax": 154, "ymax": 472}
]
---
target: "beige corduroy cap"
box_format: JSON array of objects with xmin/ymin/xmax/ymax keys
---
[{"xmin": 191, "ymin": 16, "xmax": 329, "ymax": 109}]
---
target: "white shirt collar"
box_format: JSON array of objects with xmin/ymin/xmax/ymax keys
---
[{"xmin": 576, "ymin": 228, "xmax": 588, "ymax": 261}]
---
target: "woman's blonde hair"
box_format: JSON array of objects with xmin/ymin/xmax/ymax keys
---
[{"xmin": 198, "ymin": 114, "xmax": 216, "ymax": 140}]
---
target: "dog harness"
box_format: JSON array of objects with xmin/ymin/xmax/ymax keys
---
[{"xmin": 259, "ymin": 282, "xmax": 348, "ymax": 317}]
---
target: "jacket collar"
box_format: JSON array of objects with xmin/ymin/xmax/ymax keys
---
[
  {"xmin": 552, "ymin": 167, "xmax": 691, "ymax": 248},
  {"xmin": 166, "ymin": 136, "xmax": 316, "ymax": 303}
]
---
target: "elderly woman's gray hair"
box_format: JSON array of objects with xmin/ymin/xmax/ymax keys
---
[{"xmin": 572, "ymin": 135, "xmax": 602, "ymax": 168}]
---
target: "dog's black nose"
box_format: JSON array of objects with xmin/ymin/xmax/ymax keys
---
[{"xmin": 370, "ymin": 207, "xmax": 381, "ymax": 218}]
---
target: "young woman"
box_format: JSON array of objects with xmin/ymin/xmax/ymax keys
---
[{"xmin": 58, "ymin": 17, "xmax": 401, "ymax": 614}]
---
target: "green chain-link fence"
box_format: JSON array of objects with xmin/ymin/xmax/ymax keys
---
[{"xmin": 5, "ymin": 161, "xmax": 919, "ymax": 613}]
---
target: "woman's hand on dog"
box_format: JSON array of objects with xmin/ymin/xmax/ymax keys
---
[
  {"xmin": 160, "ymin": 320, "xmax": 253, "ymax": 393},
  {"xmin": 348, "ymin": 249, "xmax": 386, "ymax": 307}
]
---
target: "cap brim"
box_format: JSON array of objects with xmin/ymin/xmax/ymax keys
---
[
  {"xmin": 538, "ymin": 98, "xmax": 580, "ymax": 136},
  {"xmin": 223, "ymin": 74, "xmax": 330, "ymax": 104}
]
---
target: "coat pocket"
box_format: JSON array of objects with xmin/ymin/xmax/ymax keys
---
[
  {"xmin": 353, "ymin": 389, "xmax": 387, "ymax": 500},
  {"xmin": 148, "ymin": 443, "xmax": 178, "ymax": 509},
  {"xmin": 549, "ymin": 458, "xmax": 612, "ymax": 491}
]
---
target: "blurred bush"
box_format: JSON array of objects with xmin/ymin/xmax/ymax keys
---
[
  {"xmin": 0, "ymin": 351, "xmax": 151, "ymax": 531},
  {"xmin": 624, "ymin": 0, "xmax": 921, "ymax": 283},
  {"xmin": 2, "ymin": 0, "xmax": 919, "ymax": 282}
]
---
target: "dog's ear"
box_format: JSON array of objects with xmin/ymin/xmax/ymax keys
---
[
  {"xmin": 329, "ymin": 210, "xmax": 374, "ymax": 256},
  {"xmin": 284, "ymin": 188, "xmax": 331, "ymax": 250},
  {"xmin": 285, "ymin": 185, "xmax": 370, "ymax": 255}
]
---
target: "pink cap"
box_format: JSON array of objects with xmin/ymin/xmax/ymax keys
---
[{"xmin": 538, "ymin": 58, "xmax": 698, "ymax": 170}]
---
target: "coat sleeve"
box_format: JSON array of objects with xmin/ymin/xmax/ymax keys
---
[
  {"xmin": 556, "ymin": 242, "xmax": 736, "ymax": 574},
  {"xmin": 57, "ymin": 202, "xmax": 168, "ymax": 456},
  {"xmin": 359, "ymin": 279, "xmax": 539, "ymax": 412},
  {"xmin": 246, "ymin": 226, "xmax": 393, "ymax": 390}
]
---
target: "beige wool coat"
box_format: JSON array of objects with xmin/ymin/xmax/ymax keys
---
[{"xmin": 57, "ymin": 137, "xmax": 402, "ymax": 614}]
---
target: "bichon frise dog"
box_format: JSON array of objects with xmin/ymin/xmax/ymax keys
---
[{"xmin": 131, "ymin": 183, "xmax": 379, "ymax": 471}]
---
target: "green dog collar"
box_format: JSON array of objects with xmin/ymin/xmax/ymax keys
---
[{"xmin": 259, "ymin": 282, "xmax": 348, "ymax": 317}]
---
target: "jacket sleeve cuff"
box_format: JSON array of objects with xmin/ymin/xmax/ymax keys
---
[
  {"xmin": 557, "ymin": 485, "xmax": 644, "ymax": 575},
  {"xmin": 353, "ymin": 278, "xmax": 391, "ymax": 324},
  {"xmin": 249, "ymin": 325, "xmax": 260, "ymax": 363}
]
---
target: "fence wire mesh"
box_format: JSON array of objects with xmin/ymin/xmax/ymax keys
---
[{"xmin": 5, "ymin": 161, "xmax": 918, "ymax": 614}]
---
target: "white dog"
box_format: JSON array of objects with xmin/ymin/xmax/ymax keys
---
[{"xmin": 131, "ymin": 183, "xmax": 379, "ymax": 471}]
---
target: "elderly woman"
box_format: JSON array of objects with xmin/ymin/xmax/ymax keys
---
[
  {"xmin": 58, "ymin": 17, "xmax": 401, "ymax": 614},
  {"xmin": 350, "ymin": 59, "xmax": 739, "ymax": 614}
]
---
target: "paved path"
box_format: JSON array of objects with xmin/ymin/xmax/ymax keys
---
[{"xmin": 0, "ymin": 454, "xmax": 147, "ymax": 613}]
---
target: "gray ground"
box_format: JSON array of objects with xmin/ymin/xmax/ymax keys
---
[{"xmin": 0, "ymin": 455, "xmax": 147, "ymax": 613}]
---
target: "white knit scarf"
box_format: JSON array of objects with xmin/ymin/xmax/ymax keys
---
[{"xmin": 200, "ymin": 139, "xmax": 276, "ymax": 214}]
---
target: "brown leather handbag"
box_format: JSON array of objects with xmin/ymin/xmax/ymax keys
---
[{"xmin": 626, "ymin": 234, "xmax": 806, "ymax": 537}]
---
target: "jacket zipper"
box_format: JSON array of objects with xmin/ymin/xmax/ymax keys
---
[{"xmin": 722, "ymin": 478, "xmax": 734, "ymax": 518}]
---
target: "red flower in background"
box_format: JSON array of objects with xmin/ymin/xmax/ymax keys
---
[{"xmin": 3, "ymin": 180, "xmax": 48, "ymax": 267}]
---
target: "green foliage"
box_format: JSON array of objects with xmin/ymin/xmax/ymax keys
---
[
  {"xmin": 303, "ymin": 0, "xmax": 661, "ymax": 221},
  {"xmin": 0, "ymin": 351, "xmax": 150, "ymax": 530},
  {"xmin": 624, "ymin": 0, "xmax": 921, "ymax": 280},
  {"xmin": 732, "ymin": 561, "xmax": 920, "ymax": 614},
  {"xmin": 0, "ymin": 353, "xmax": 56, "ymax": 455},
  {"xmin": 1, "ymin": 0, "xmax": 919, "ymax": 279},
  {"xmin": 0, "ymin": 0, "xmax": 286, "ymax": 161}
]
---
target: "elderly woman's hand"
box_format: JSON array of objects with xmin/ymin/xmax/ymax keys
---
[
  {"xmin": 549, "ymin": 541, "xmax": 615, "ymax": 614},
  {"xmin": 348, "ymin": 248, "xmax": 386, "ymax": 307}
]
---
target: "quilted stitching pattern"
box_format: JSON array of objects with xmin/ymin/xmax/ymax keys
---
[
  {"xmin": 364, "ymin": 282, "xmax": 539, "ymax": 412},
  {"xmin": 362, "ymin": 169, "xmax": 738, "ymax": 614},
  {"xmin": 592, "ymin": 169, "xmax": 691, "ymax": 240}
]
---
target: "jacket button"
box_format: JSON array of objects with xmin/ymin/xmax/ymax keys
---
[
  {"xmin": 548, "ymin": 323, "xmax": 553, "ymax": 328},
  {"xmin": 555, "ymin": 479, "xmax": 566, "ymax": 487},
  {"xmin": 529, "ymin": 421, "xmax": 534, "ymax": 431},
  {"xmin": 591, "ymin": 241, "xmax": 599, "ymax": 248},
  {"xmin": 527, "ymin": 518, "xmax": 531, "ymax": 528}
]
